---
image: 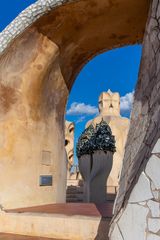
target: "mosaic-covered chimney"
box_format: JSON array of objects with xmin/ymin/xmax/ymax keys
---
[{"xmin": 76, "ymin": 120, "xmax": 116, "ymax": 203}]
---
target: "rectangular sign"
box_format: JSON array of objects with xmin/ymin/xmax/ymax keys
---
[{"xmin": 39, "ymin": 175, "xmax": 53, "ymax": 186}]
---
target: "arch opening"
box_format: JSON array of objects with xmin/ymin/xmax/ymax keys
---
[
  {"xmin": 65, "ymin": 45, "xmax": 141, "ymax": 205},
  {"xmin": 0, "ymin": 0, "xmax": 152, "ymax": 214}
]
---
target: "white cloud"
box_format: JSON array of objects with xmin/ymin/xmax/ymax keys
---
[
  {"xmin": 67, "ymin": 91, "xmax": 134, "ymax": 117},
  {"xmin": 67, "ymin": 102, "xmax": 98, "ymax": 116},
  {"xmin": 120, "ymin": 91, "xmax": 134, "ymax": 112},
  {"xmin": 76, "ymin": 116, "xmax": 86, "ymax": 124}
]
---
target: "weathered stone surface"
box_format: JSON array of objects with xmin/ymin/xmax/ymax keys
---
[
  {"xmin": 114, "ymin": 0, "xmax": 160, "ymax": 214},
  {"xmin": 0, "ymin": 29, "xmax": 68, "ymax": 208},
  {"xmin": 152, "ymin": 191, "xmax": 160, "ymax": 201},
  {"xmin": 148, "ymin": 218, "xmax": 160, "ymax": 233},
  {"xmin": 139, "ymin": 202, "xmax": 147, "ymax": 206},
  {"xmin": 110, "ymin": 224, "xmax": 123, "ymax": 240},
  {"xmin": 145, "ymin": 155, "xmax": 160, "ymax": 189},
  {"xmin": 151, "ymin": 182, "xmax": 157, "ymax": 191},
  {"xmin": 147, "ymin": 200, "xmax": 160, "ymax": 218},
  {"xmin": 147, "ymin": 233, "xmax": 160, "ymax": 240},
  {"xmin": 152, "ymin": 138, "xmax": 160, "ymax": 154},
  {"xmin": 128, "ymin": 172, "xmax": 153, "ymax": 203},
  {"xmin": 118, "ymin": 204, "xmax": 149, "ymax": 240},
  {"xmin": 110, "ymin": 150, "xmax": 160, "ymax": 238}
]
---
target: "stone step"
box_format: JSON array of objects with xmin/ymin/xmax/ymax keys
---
[
  {"xmin": 66, "ymin": 186, "xmax": 116, "ymax": 203},
  {"xmin": 67, "ymin": 190, "xmax": 83, "ymax": 193},
  {"xmin": 66, "ymin": 185, "xmax": 84, "ymax": 189},
  {"xmin": 66, "ymin": 199, "xmax": 83, "ymax": 203},
  {"xmin": 67, "ymin": 185, "xmax": 83, "ymax": 189},
  {"xmin": 66, "ymin": 193, "xmax": 83, "ymax": 200},
  {"xmin": 66, "ymin": 185, "xmax": 84, "ymax": 203},
  {"xmin": 66, "ymin": 190, "xmax": 83, "ymax": 195},
  {"xmin": 66, "ymin": 197, "xmax": 83, "ymax": 201},
  {"xmin": 66, "ymin": 193, "xmax": 83, "ymax": 198},
  {"xmin": 67, "ymin": 180, "xmax": 84, "ymax": 186}
]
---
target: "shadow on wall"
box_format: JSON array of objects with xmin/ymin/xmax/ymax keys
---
[
  {"xmin": 94, "ymin": 203, "xmax": 113, "ymax": 240},
  {"xmin": 94, "ymin": 218, "xmax": 110, "ymax": 240}
]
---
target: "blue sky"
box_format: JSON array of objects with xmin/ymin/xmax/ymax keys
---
[
  {"xmin": 1, "ymin": 1, "xmax": 142, "ymax": 165},
  {"xmin": 0, "ymin": 0, "xmax": 36, "ymax": 31},
  {"xmin": 66, "ymin": 45, "xmax": 142, "ymax": 164}
]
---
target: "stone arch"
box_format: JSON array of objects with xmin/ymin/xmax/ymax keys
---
[{"xmin": 0, "ymin": 0, "xmax": 156, "ymax": 214}]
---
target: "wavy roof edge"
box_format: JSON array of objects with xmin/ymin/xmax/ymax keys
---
[{"xmin": 0, "ymin": 0, "xmax": 70, "ymax": 54}]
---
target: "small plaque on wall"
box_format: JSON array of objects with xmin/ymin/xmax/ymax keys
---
[
  {"xmin": 41, "ymin": 151, "xmax": 52, "ymax": 166},
  {"xmin": 40, "ymin": 175, "xmax": 53, "ymax": 186}
]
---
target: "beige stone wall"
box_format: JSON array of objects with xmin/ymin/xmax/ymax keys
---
[{"xmin": 0, "ymin": 29, "xmax": 68, "ymax": 209}]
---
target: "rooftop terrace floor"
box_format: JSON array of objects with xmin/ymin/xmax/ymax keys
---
[{"xmin": 6, "ymin": 203, "xmax": 113, "ymax": 218}]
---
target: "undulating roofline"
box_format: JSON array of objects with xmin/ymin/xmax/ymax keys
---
[{"xmin": 0, "ymin": 0, "xmax": 71, "ymax": 54}]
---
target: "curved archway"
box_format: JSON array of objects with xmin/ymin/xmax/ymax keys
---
[{"xmin": 0, "ymin": 0, "xmax": 155, "ymax": 213}]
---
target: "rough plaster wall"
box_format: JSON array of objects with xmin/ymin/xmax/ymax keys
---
[
  {"xmin": 109, "ymin": 138, "xmax": 160, "ymax": 240},
  {"xmin": 0, "ymin": 28, "xmax": 68, "ymax": 208},
  {"xmin": 114, "ymin": 0, "xmax": 160, "ymax": 214}
]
